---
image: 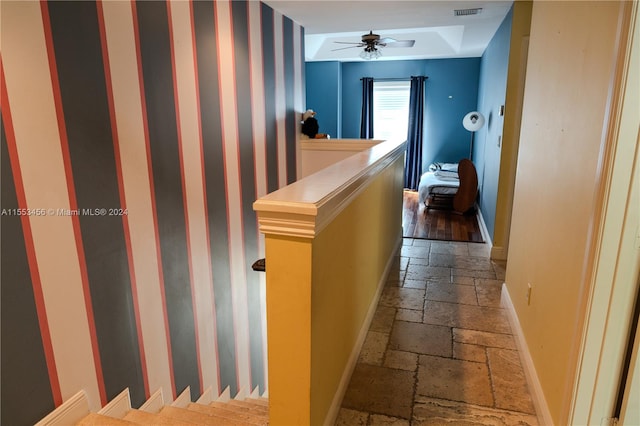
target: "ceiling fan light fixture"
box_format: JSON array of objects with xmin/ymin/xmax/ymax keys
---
[{"xmin": 360, "ymin": 46, "xmax": 381, "ymax": 60}]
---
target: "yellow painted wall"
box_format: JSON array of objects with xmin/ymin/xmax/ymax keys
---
[
  {"xmin": 265, "ymin": 236, "xmax": 313, "ymax": 425},
  {"xmin": 492, "ymin": 1, "xmax": 532, "ymax": 259},
  {"xmin": 310, "ymin": 156, "xmax": 404, "ymax": 425},
  {"xmin": 263, "ymin": 155, "xmax": 404, "ymax": 425},
  {"xmin": 505, "ymin": 1, "xmax": 623, "ymax": 424}
]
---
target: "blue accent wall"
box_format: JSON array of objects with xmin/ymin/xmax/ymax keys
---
[
  {"xmin": 476, "ymin": 6, "xmax": 513, "ymax": 240},
  {"xmin": 305, "ymin": 61, "xmax": 341, "ymax": 138},
  {"xmin": 306, "ymin": 58, "xmax": 481, "ymax": 171}
]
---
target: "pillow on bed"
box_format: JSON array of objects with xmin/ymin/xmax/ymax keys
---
[{"xmin": 428, "ymin": 162, "xmax": 459, "ymax": 172}]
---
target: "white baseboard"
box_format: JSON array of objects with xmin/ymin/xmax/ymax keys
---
[
  {"xmin": 249, "ymin": 386, "xmax": 261, "ymax": 399},
  {"xmin": 474, "ymin": 204, "xmax": 493, "ymax": 247},
  {"xmin": 139, "ymin": 388, "xmax": 164, "ymax": 413},
  {"xmin": 98, "ymin": 388, "xmax": 131, "ymax": 418},
  {"xmin": 171, "ymin": 386, "xmax": 191, "ymax": 408},
  {"xmin": 235, "ymin": 387, "xmax": 248, "ymax": 400},
  {"xmin": 196, "ymin": 386, "xmax": 213, "ymax": 405},
  {"xmin": 35, "ymin": 390, "xmax": 90, "ymax": 426},
  {"xmin": 501, "ymin": 284, "xmax": 554, "ymax": 426},
  {"xmin": 323, "ymin": 234, "xmax": 403, "ymax": 426},
  {"xmin": 216, "ymin": 386, "xmax": 231, "ymax": 402}
]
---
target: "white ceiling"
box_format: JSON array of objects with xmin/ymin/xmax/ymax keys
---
[{"xmin": 263, "ymin": 1, "xmax": 513, "ymax": 62}]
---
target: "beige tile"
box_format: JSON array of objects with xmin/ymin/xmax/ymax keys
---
[
  {"xmin": 475, "ymin": 279, "xmax": 504, "ymax": 307},
  {"xmin": 426, "ymin": 282, "xmax": 478, "ymax": 305},
  {"xmin": 426, "ymin": 276, "xmax": 454, "ymax": 285},
  {"xmin": 451, "ymin": 275, "xmax": 476, "ymax": 286},
  {"xmin": 342, "ymin": 237, "xmax": 536, "ymax": 426},
  {"xmin": 386, "ymin": 265, "xmax": 405, "ymax": 285},
  {"xmin": 452, "ymin": 268, "xmax": 497, "ymax": 280},
  {"xmin": 386, "ymin": 278, "xmax": 404, "ymax": 288},
  {"xmin": 342, "ymin": 364, "xmax": 415, "ymax": 420},
  {"xmin": 492, "ymin": 260, "xmax": 507, "ymax": 280},
  {"xmin": 412, "ymin": 396, "xmax": 538, "ymax": 426},
  {"xmin": 453, "ymin": 329, "xmax": 516, "ymax": 350},
  {"xmin": 335, "ymin": 408, "xmax": 368, "ymax": 426},
  {"xmin": 423, "ymin": 300, "xmax": 512, "ymax": 334},
  {"xmin": 430, "ymin": 242, "xmax": 470, "ymax": 256},
  {"xmin": 412, "ymin": 239, "xmax": 431, "ymax": 247},
  {"xmin": 359, "ymin": 331, "xmax": 389, "ymax": 365},
  {"xmin": 406, "ymin": 264, "xmax": 451, "ymax": 281},
  {"xmin": 370, "ymin": 414, "xmax": 411, "ymax": 426},
  {"xmin": 399, "ymin": 256, "xmax": 410, "ymax": 270},
  {"xmin": 384, "ymin": 350, "xmax": 419, "ymax": 371},
  {"xmin": 409, "ymin": 256, "xmax": 430, "ymax": 266},
  {"xmin": 417, "ymin": 355, "xmax": 493, "ymax": 407},
  {"xmin": 487, "ymin": 348, "xmax": 536, "ymax": 414},
  {"xmin": 468, "ymin": 243, "xmax": 491, "ymax": 258},
  {"xmin": 370, "ymin": 306, "xmax": 396, "ymax": 333},
  {"xmin": 396, "ymin": 308, "xmax": 423, "ymax": 323},
  {"xmin": 431, "ymin": 253, "xmax": 494, "ymax": 271},
  {"xmin": 389, "ymin": 321, "xmax": 451, "ymax": 357},
  {"xmin": 404, "ymin": 279, "xmax": 427, "ymax": 289},
  {"xmin": 401, "ymin": 245, "xmax": 430, "ymax": 259},
  {"xmin": 453, "ymin": 342, "xmax": 486, "ymax": 363},
  {"xmin": 380, "ymin": 287, "xmax": 425, "ymax": 310}
]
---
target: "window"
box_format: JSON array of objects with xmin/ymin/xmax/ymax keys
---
[{"xmin": 373, "ymin": 80, "xmax": 411, "ymax": 141}]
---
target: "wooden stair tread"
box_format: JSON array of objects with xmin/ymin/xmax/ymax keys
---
[
  {"xmin": 210, "ymin": 401, "xmax": 268, "ymax": 416},
  {"xmin": 124, "ymin": 409, "xmax": 197, "ymax": 425},
  {"xmin": 244, "ymin": 398, "xmax": 268, "ymax": 408},
  {"xmin": 225, "ymin": 400, "xmax": 268, "ymax": 413},
  {"xmin": 76, "ymin": 413, "xmax": 137, "ymax": 425},
  {"xmin": 188, "ymin": 403, "xmax": 267, "ymax": 425},
  {"xmin": 160, "ymin": 406, "xmax": 253, "ymax": 426}
]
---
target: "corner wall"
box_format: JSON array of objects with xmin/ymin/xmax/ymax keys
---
[
  {"xmin": 475, "ymin": 6, "xmax": 512, "ymax": 241},
  {"xmin": 475, "ymin": 2, "xmax": 532, "ymax": 248},
  {"xmin": 0, "ymin": 1, "xmax": 303, "ymax": 425}
]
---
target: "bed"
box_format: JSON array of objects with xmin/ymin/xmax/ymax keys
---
[
  {"xmin": 418, "ymin": 160, "xmax": 478, "ymax": 213},
  {"xmin": 418, "ymin": 162, "xmax": 460, "ymax": 206}
]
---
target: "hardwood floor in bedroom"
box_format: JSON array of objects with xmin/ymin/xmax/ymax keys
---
[{"xmin": 402, "ymin": 190, "xmax": 484, "ymax": 243}]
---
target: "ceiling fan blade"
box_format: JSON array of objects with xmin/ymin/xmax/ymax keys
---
[
  {"xmin": 384, "ymin": 40, "xmax": 416, "ymax": 48},
  {"xmin": 331, "ymin": 45, "xmax": 361, "ymax": 51},
  {"xmin": 333, "ymin": 41, "xmax": 364, "ymax": 45},
  {"xmin": 378, "ymin": 37, "xmax": 397, "ymax": 44}
]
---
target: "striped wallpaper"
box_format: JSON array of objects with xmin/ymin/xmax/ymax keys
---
[{"xmin": 0, "ymin": 1, "xmax": 304, "ymax": 425}]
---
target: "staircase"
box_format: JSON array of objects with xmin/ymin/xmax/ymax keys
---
[{"xmin": 36, "ymin": 387, "xmax": 269, "ymax": 426}]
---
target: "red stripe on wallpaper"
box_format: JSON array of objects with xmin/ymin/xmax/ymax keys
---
[
  {"xmin": 130, "ymin": 0, "xmax": 177, "ymax": 400},
  {"xmin": 0, "ymin": 59, "xmax": 63, "ymax": 408},
  {"xmin": 166, "ymin": 1, "xmax": 204, "ymax": 396},
  {"xmin": 39, "ymin": 1, "xmax": 107, "ymax": 406},
  {"xmin": 96, "ymin": 0, "xmax": 150, "ymax": 400},
  {"xmin": 189, "ymin": 0, "xmax": 222, "ymax": 395}
]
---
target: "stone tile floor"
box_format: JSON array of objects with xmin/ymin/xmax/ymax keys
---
[{"xmin": 336, "ymin": 238, "xmax": 539, "ymax": 426}]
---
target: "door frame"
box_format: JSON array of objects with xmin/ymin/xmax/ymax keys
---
[{"xmin": 568, "ymin": 2, "xmax": 640, "ymax": 424}]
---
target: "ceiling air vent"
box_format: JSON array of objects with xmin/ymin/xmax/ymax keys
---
[{"xmin": 454, "ymin": 8, "xmax": 483, "ymax": 16}]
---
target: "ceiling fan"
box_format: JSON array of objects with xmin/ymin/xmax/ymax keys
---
[{"xmin": 332, "ymin": 30, "xmax": 416, "ymax": 60}]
